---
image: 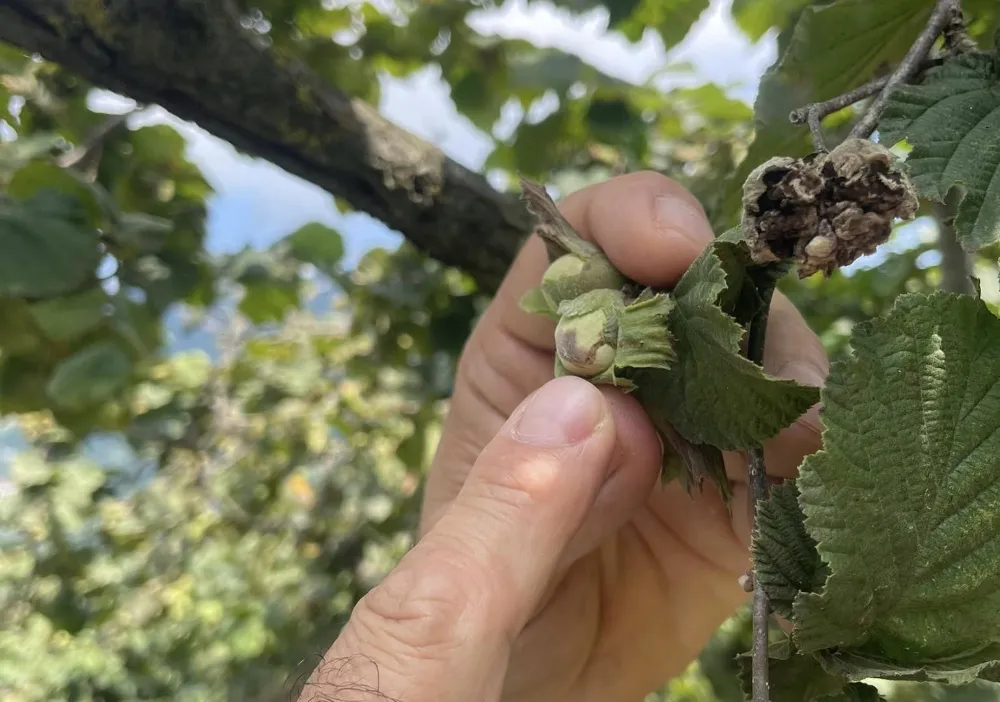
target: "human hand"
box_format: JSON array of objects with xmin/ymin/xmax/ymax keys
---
[{"xmin": 300, "ymin": 172, "xmax": 829, "ymax": 702}]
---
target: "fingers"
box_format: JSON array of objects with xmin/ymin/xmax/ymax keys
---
[
  {"xmin": 310, "ymin": 377, "xmax": 622, "ymax": 702},
  {"xmin": 493, "ymin": 171, "xmax": 717, "ymax": 354},
  {"xmin": 555, "ymin": 386, "xmax": 663, "ymax": 568},
  {"xmin": 758, "ymin": 293, "xmax": 827, "ymax": 479},
  {"xmin": 423, "ymin": 172, "xmax": 706, "ymax": 530}
]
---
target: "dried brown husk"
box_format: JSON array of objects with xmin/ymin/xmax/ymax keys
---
[{"xmin": 742, "ymin": 138, "xmax": 919, "ymax": 278}]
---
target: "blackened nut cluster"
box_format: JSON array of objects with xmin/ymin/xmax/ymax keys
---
[{"xmin": 742, "ymin": 138, "xmax": 919, "ymax": 278}]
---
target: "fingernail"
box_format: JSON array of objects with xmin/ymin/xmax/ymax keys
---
[
  {"xmin": 655, "ymin": 196, "xmax": 715, "ymax": 245},
  {"xmin": 513, "ymin": 376, "xmax": 605, "ymax": 447},
  {"xmin": 779, "ymin": 360, "xmax": 828, "ymax": 388}
]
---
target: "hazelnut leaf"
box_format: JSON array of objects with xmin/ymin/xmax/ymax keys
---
[
  {"xmin": 519, "ymin": 285, "xmax": 559, "ymax": 320},
  {"xmin": 880, "ymin": 53, "xmax": 1000, "ymax": 251},
  {"xmin": 737, "ymin": 642, "xmax": 852, "ymax": 702},
  {"xmin": 639, "ymin": 242, "xmax": 820, "ymax": 450},
  {"xmin": 791, "ymin": 292, "xmax": 1000, "ymax": 675},
  {"xmin": 751, "ymin": 481, "xmax": 826, "ymax": 620}
]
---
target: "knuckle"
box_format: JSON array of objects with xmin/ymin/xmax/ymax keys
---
[
  {"xmin": 350, "ymin": 548, "xmax": 498, "ymax": 660},
  {"xmin": 482, "ymin": 449, "xmax": 564, "ymax": 510},
  {"xmin": 627, "ymin": 168, "xmax": 679, "ymax": 187}
]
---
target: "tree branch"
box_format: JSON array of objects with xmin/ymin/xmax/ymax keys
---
[
  {"xmin": 935, "ymin": 190, "xmax": 975, "ymax": 295},
  {"xmin": 848, "ymin": 0, "xmax": 957, "ymax": 140},
  {"xmin": 0, "ymin": 0, "xmax": 531, "ymax": 292},
  {"xmin": 789, "ymin": 0, "xmax": 959, "ymax": 152},
  {"xmin": 942, "ymin": 2, "xmax": 978, "ymax": 56},
  {"xmin": 789, "ymin": 75, "xmax": 890, "ymax": 152},
  {"xmin": 747, "ymin": 286, "xmax": 774, "ymax": 702}
]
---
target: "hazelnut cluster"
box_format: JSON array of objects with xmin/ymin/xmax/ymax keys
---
[
  {"xmin": 742, "ymin": 138, "xmax": 919, "ymax": 278},
  {"xmin": 517, "ymin": 178, "xmax": 676, "ymax": 385}
]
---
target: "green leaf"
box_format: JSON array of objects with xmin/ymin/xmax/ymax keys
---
[
  {"xmin": 879, "ymin": 53, "xmax": 1000, "ymax": 251},
  {"xmin": 507, "ymin": 49, "xmax": 626, "ymax": 96},
  {"xmin": 0, "ymin": 299, "xmax": 43, "ymax": 355},
  {"xmin": 823, "ymin": 683, "xmax": 885, "ymax": 702},
  {"xmin": 816, "ymin": 646, "xmax": 1000, "ymax": 685},
  {"xmin": 721, "ymin": 0, "xmax": 937, "ymax": 224},
  {"xmin": 46, "ymin": 340, "xmax": 132, "ymax": 411},
  {"xmin": 0, "ymin": 192, "xmax": 101, "ymax": 298},
  {"xmin": 548, "ymin": 0, "xmax": 643, "ymax": 26},
  {"xmin": 0, "ymin": 133, "xmax": 64, "ymax": 175},
  {"xmin": 110, "ymin": 212, "xmax": 174, "ymax": 253},
  {"xmin": 6, "ymin": 161, "xmax": 106, "ymax": 226},
  {"xmin": 739, "ymin": 645, "xmax": 850, "ymax": 702},
  {"xmin": 284, "ymin": 222, "xmax": 344, "ymax": 275},
  {"xmin": 164, "ymin": 350, "xmax": 213, "ymax": 390},
  {"xmin": 120, "ymin": 253, "xmax": 205, "ymax": 312},
  {"xmin": 730, "ymin": 0, "xmax": 812, "ymax": 41},
  {"xmin": 792, "ymin": 292, "xmax": 1000, "ymax": 675},
  {"xmin": 28, "ymin": 287, "xmax": 109, "ymax": 342},
  {"xmin": 752, "ymin": 481, "xmax": 826, "ymax": 619},
  {"xmin": 240, "ymin": 280, "xmax": 300, "ymax": 325},
  {"xmin": 0, "ymin": 356, "xmax": 51, "ymax": 413},
  {"xmin": 966, "ymin": 0, "xmax": 1000, "ymax": 47},
  {"xmin": 641, "ymin": 243, "xmax": 820, "ymax": 450},
  {"xmin": 518, "ymin": 285, "xmax": 559, "ymax": 320},
  {"xmin": 714, "ymin": 226, "xmax": 792, "ymax": 327},
  {"xmin": 616, "ymin": 0, "xmax": 710, "ymax": 48}
]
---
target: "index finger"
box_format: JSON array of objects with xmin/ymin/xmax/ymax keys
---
[{"xmin": 492, "ymin": 171, "xmax": 717, "ymax": 353}]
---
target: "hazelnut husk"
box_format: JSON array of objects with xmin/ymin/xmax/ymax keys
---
[
  {"xmin": 742, "ymin": 138, "xmax": 919, "ymax": 278},
  {"xmin": 542, "ymin": 252, "xmax": 627, "ymax": 312}
]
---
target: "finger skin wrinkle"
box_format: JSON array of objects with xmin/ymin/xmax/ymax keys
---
[
  {"xmin": 358, "ymin": 542, "xmax": 515, "ymax": 658},
  {"xmin": 461, "ymin": 321, "xmax": 554, "ymax": 418},
  {"xmin": 496, "ymin": 286, "xmax": 557, "ymax": 355}
]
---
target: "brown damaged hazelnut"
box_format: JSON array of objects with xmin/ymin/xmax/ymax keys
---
[{"xmin": 742, "ymin": 138, "xmax": 919, "ymax": 278}]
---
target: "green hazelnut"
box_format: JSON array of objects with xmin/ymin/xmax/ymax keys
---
[
  {"xmin": 555, "ymin": 306, "xmax": 617, "ymax": 377},
  {"xmin": 541, "ymin": 253, "xmax": 626, "ymax": 311}
]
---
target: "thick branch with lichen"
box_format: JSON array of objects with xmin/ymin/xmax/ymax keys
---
[{"xmin": 0, "ymin": 0, "xmax": 530, "ymax": 292}]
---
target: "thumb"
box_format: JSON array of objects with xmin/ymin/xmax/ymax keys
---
[{"xmin": 304, "ymin": 376, "xmax": 616, "ymax": 702}]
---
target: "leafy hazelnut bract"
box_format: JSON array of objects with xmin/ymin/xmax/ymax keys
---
[{"xmin": 517, "ymin": 178, "xmax": 820, "ymax": 501}]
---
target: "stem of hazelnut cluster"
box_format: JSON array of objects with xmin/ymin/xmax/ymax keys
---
[{"xmin": 747, "ymin": 286, "xmax": 774, "ymax": 702}]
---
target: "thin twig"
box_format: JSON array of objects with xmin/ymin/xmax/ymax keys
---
[
  {"xmin": 934, "ymin": 188, "xmax": 975, "ymax": 295},
  {"xmin": 942, "ymin": 2, "xmax": 977, "ymax": 55},
  {"xmin": 789, "ymin": 75, "xmax": 890, "ymax": 151},
  {"xmin": 848, "ymin": 0, "xmax": 957, "ymax": 140},
  {"xmin": 55, "ymin": 109, "xmax": 140, "ymax": 169},
  {"xmin": 747, "ymin": 286, "xmax": 774, "ymax": 702}
]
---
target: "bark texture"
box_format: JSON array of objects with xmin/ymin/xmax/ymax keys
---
[{"xmin": 0, "ymin": 0, "xmax": 532, "ymax": 292}]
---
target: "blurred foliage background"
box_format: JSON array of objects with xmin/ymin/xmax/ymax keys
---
[{"xmin": 2, "ymin": 0, "xmax": 1000, "ymax": 700}]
